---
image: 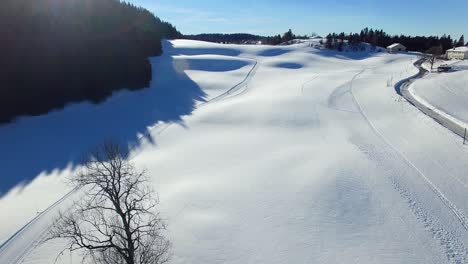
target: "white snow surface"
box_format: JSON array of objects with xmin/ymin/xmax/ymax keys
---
[
  {"xmin": 412, "ymin": 61, "xmax": 468, "ymax": 125},
  {"xmin": 1, "ymin": 40, "xmax": 468, "ymax": 264},
  {"xmin": 447, "ymin": 47, "xmax": 468, "ymax": 52}
]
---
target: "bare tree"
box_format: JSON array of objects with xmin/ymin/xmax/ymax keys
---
[
  {"xmin": 48, "ymin": 142, "xmax": 170, "ymax": 264},
  {"xmin": 426, "ymin": 46, "xmax": 444, "ymax": 70}
]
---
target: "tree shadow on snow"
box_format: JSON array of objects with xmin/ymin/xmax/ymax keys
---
[{"xmin": 0, "ymin": 41, "xmax": 222, "ymax": 196}]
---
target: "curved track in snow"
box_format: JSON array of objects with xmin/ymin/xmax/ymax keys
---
[
  {"xmin": 350, "ymin": 66, "xmax": 468, "ymax": 262},
  {"xmin": 152, "ymin": 57, "xmax": 259, "ymax": 137},
  {"xmin": 0, "ymin": 56, "xmax": 260, "ymax": 264},
  {"xmin": 0, "ymin": 187, "xmax": 79, "ymax": 264},
  {"xmin": 208, "ymin": 57, "xmax": 259, "ymax": 103},
  {"xmin": 352, "ymin": 68, "xmax": 468, "ymax": 231},
  {"xmin": 299, "ymin": 61, "xmax": 468, "ymax": 262},
  {"xmin": 4, "ymin": 42, "xmax": 468, "ymax": 263},
  {"xmin": 397, "ymin": 58, "xmax": 468, "ymax": 139}
]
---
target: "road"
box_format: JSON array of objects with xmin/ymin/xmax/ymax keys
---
[
  {"xmin": 397, "ymin": 57, "xmax": 468, "ymax": 140},
  {"xmin": 2, "ymin": 41, "xmax": 467, "ymax": 264}
]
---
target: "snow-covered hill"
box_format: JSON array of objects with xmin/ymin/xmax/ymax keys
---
[{"xmin": 1, "ymin": 40, "xmax": 468, "ymax": 264}]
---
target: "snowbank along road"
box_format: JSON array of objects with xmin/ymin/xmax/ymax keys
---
[
  {"xmin": 398, "ymin": 57, "xmax": 468, "ymax": 140},
  {"xmin": 1, "ymin": 40, "xmax": 468, "ymax": 264}
]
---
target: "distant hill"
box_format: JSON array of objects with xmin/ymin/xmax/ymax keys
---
[{"xmin": 0, "ymin": 0, "xmax": 181, "ymax": 124}]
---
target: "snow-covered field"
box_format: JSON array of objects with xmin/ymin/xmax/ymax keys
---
[
  {"xmin": 412, "ymin": 60, "xmax": 468, "ymax": 126},
  {"xmin": 1, "ymin": 40, "xmax": 468, "ymax": 263}
]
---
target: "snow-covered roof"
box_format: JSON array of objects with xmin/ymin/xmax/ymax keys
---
[
  {"xmin": 447, "ymin": 46, "xmax": 468, "ymax": 52},
  {"xmin": 387, "ymin": 43, "xmax": 405, "ymax": 49}
]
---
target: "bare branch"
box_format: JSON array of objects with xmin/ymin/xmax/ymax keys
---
[{"xmin": 47, "ymin": 141, "xmax": 170, "ymax": 264}]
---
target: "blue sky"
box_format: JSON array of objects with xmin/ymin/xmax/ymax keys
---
[{"xmin": 129, "ymin": 0, "xmax": 467, "ymax": 40}]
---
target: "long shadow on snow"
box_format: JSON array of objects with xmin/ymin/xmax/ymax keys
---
[
  {"xmin": 257, "ymin": 48, "xmax": 292, "ymax": 57},
  {"xmin": 171, "ymin": 47, "xmax": 241, "ymax": 57},
  {"xmin": 0, "ymin": 41, "xmax": 244, "ymax": 196},
  {"xmin": 312, "ymin": 48, "xmax": 385, "ymax": 60}
]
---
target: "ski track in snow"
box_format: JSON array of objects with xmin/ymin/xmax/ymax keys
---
[
  {"xmin": 2, "ymin": 40, "xmax": 468, "ymax": 264},
  {"xmin": 301, "ymin": 70, "xmax": 360, "ymax": 114},
  {"xmin": 0, "ymin": 49, "xmax": 261, "ymax": 264},
  {"xmin": 349, "ymin": 67, "xmax": 468, "ymax": 263},
  {"xmin": 299, "ymin": 60, "xmax": 468, "ymax": 262},
  {"xmin": 0, "ymin": 187, "xmax": 79, "ymax": 264},
  {"xmin": 144, "ymin": 56, "xmax": 259, "ymax": 140},
  {"xmin": 351, "ymin": 67, "xmax": 468, "ymax": 232},
  {"xmin": 354, "ymin": 139, "xmax": 468, "ymax": 263}
]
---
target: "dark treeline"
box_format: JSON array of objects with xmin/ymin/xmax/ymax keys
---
[
  {"xmin": 184, "ymin": 29, "xmax": 306, "ymax": 45},
  {"xmin": 326, "ymin": 28, "xmax": 466, "ymax": 53},
  {"xmin": 184, "ymin": 33, "xmax": 263, "ymax": 44},
  {"xmin": 0, "ymin": 0, "xmax": 181, "ymax": 124},
  {"xmin": 262, "ymin": 29, "xmax": 305, "ymax": 45}
]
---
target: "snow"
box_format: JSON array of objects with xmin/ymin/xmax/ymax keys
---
[
  {"xmin": 1, "ymin": 40, "xmax": 468, "ymax": 264},
  {"xmin": 447, "ymin": 46, "xmax": 468, "ymax": 52},
  {"xmin": 420, "ymin": 59, "xmax": 462, "ymax": 72},
  {"xmin": 387, "ymin": 43, "xmax": 404, "ymax": 49},
  {"xmin": 0, "ymin": 39, "xmax": 254, "ymax": 243},
  {"xmin": 411, "ymin": 61, "xmax": 468, "ymax": 126}
]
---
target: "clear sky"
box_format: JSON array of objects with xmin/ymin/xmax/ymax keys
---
[{"xmin": 129, "ymin": 0, "xmax": 467, "ymax": 40}]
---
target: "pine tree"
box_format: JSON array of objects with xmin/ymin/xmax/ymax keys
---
[
  {"xmin": 282, "ymin": 29, "xmax": 294, "ymax": 43},
  {"xmin": 325, "ymin": 34, "xmax": 333, "ymax": 49},
  {"xmin": 457, "ymin": 35, "xmax": 465, "ymax": 47},
  {"xmin": 323, "ymin": 27, "xmax": 458, "ymax": 53},
  {"xmin": 0, "ymin": 0, "xmax": 181, "ymax": 123}
]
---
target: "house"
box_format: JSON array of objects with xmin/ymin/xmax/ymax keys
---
[
  {"xmin": 446, "ymin": 47, "xmax": 468, "ymax": 60},
  {"xmin": 387, "ymin": 43, "xmax": 406, "ymax": 53}
]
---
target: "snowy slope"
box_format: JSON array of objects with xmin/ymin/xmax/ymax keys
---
[
  {"xmin": 411, "ymin": 61, "xmax": 468, "ymax": 126},
  {"xmin": 1, "ymin": 40, "xmax": 468, "ymax": 264},
  {"xmin": 0, "ymin": 40, "xmax": 255, "ymax": 244}
]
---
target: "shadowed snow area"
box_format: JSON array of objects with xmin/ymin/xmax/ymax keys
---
[
  {"xmin": 1, "ymin": 40, "xmax": 468, "ymax": 264},
  {"xmin": 274, "ymin": 62, "xmax": 304, "ymax": 69},
  {"xmin": 257, "ymin": 48, "xmax": 293, "ymax": 57},
  {"xmin": 0, "ymin": 41, "xmax": 252, "ymax": 197},
  {"xmin": 312, "ymin": 45, "xmax": 388, "ymax": 61},
  {"xmin": 176, "ymin": 56, "xmax": 251, "ymax": 72}
]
